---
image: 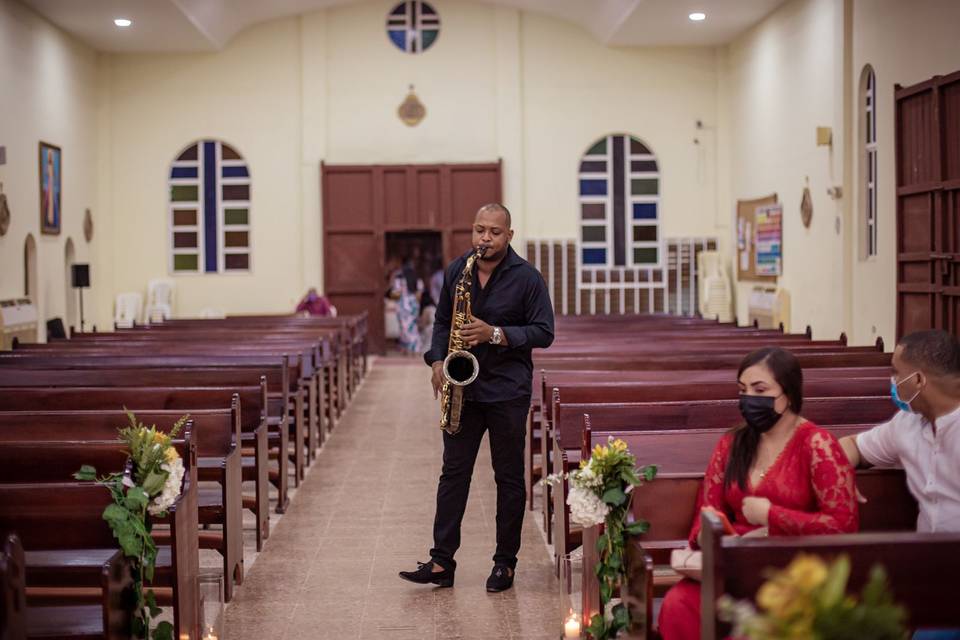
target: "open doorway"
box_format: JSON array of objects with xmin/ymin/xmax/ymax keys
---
[{"xmin": 383, "ymin": 231, "xmax": 443, "ymax": 355}]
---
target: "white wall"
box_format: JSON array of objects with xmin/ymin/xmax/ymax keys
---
[
  {"xmin": 721, "ymin": 0, "xmax": 850, "ymax": 339},
  {"xmin": 520, "ymin": 15, "xmax": 723, "ymax": 246},
  {"xmin": 92, "ymin": 0, "xmax": 726, "ymax": 321},
  {"xmin": 849, "ymin": 0, "xmax": 960, "ymax": 345},
  {"xmin": 0, "ymin": 0, "xmax": 98, "ymax": 338},
  {"xmin": 722, "ymin": 0, "xmax": 960, "ymax": 345},
  {"xmin": 96, "ymin": 17, "xmax": 303, "ymax": 324}
]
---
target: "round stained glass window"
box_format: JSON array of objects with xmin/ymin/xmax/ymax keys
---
[{"xmin": 386, "ymin": 1, "xmax": 440, "ymax": 54}]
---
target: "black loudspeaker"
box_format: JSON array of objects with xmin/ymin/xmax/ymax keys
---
[
  {"xmin": 46, "ymin": 318, "xmax": 67, "ymax": 340},
  {"xmin": 71, "ymin": 264, "xmax": 90, "ymax": 288}
]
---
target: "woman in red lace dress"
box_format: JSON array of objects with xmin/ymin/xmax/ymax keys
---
[{"xmin": 657, "ymin": 347, "xmax": 859, "ymax": 640}]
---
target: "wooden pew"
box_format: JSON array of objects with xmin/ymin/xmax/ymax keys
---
[
  {"xmin": 38, "ymin": 332, "xmax": 334, "ymax": 451},
  {"xmin": 83, "ymin": 324, "xmax": 343, "ymax": 431},
  {"xmin": 0, "ymin": 384, "xmax": 271, "ymax": 552},
  {"xmin": 530, "ymin": 358, "xmax": 890, "ymax": 521},
  {"xmin": 0, "ymin": 365, "xmax": 293, "ymax": 514},
  {"xmin": 699, "ymin": 512, "xmax": 960, "ymax": 639},
  {"xmin": 0, "ymin": 407, "xmax": 241, "ymax": 603},
  {"xmin": 0, "ymin": 351, "xmax": 313, "ymax": 485},
  {"xmin": 0, "ymin": 438, "xmax": 200, "ymax": 639},
  {"xmin": 526, "ymin": 366, "xmax": 892, "ymax": 514}
]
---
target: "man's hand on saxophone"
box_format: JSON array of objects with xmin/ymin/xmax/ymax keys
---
[{"xmin": 459, "ymin": 318, "xmax": 502, "ymax": 348}]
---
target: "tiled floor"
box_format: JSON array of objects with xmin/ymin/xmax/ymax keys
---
[{"xmin": 223, "ymin": 357, "xmax": 564, "ymax": 639}]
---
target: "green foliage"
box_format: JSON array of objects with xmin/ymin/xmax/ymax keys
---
[
  {"xmin": 581, "ymin": 439, "xmax": 659, "ymax": 640},
  {"xmin": 74, "ymin": 410, "xmax": 189, "ymax": 639}
]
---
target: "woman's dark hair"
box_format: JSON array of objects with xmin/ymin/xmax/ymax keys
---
[
  {"xmin": 402, "ymin": 263, "xmax": 418, "ymax": 294},
  {"xmin": 724, "ymin": 347, "xmax": 804, "ymax": 490}
]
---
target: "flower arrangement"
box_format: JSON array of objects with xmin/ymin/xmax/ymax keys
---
[
  {"xmin": 75, "ymin": 410, "xmax": 189, "ymax": 640},
  {"xmin": 718, "ymin": 553, "xmax": 908, "ymax": 640},
  {"xmin": 547, "ymin": 437, "xmax": 657, "ymax": 639}
]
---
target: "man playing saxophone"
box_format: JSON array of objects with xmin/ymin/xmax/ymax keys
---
[{"xmin": 399, "ymin": 203, "xmax": 555, "ymax": 592}]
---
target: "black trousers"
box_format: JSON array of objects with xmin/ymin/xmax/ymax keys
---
[{"xmin": 430, "ymin": 396, "xmax": 530, "ymax": 571}]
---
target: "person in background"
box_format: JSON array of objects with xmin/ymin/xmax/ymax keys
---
[
  {"xmin": 429, "ymin": 256, "xmax": 444, "ymax": 312},
  {"xmin": 296, "ymin": 287, "xmax": 333, "ymax": 317},
  {"xmin": 391, "ymin": 259, "xmax": 424, "ymax": 355}
]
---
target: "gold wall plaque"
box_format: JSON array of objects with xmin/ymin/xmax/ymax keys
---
[
  {"xmin": 398, "ymin": 85, "xmax": 426, "ymax": 127},
  {"xmin": 800, "ymin": 179, "xmax": 813, "ymax": 229},
  {"xmin": 83, "ymin": 208, "xmax": 94, "ymax": 242},
  {"xmin": 0, "ymin": 183, "xmax": 9, "ymax": 237}
]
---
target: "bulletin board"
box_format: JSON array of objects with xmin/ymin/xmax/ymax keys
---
[{"xmin": 736, "ymin": 193, "xmax": 779, "ymax": 282}]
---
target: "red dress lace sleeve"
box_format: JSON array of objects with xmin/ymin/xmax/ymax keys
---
[
  {"xmin": 688, "ymin": 433, "xmax": 732, "ymax": 547},
  {"xmin": 767, "ymin": 429, "xmax": 859, "ymax": 535}
]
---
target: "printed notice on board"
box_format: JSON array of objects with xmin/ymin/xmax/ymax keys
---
[{"xmin": 754, "ymin": 204, "xmax": 782, "ymax": 276}]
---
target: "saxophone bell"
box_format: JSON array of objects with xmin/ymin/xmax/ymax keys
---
[{"xmin": 442, "ymin": 350, "xmax": 480, "ymax": 387}]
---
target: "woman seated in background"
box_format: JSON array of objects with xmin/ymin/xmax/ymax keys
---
[
  {"xmin": 296, "ymin": 287, "xmax": 334, "ymax": 317},
  {"xmin": 658, "ymin": 347, "xmax": 859, "ymax": 640}
]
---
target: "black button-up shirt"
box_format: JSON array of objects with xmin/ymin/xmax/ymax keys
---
[{"xmin": 424, "ymin": 245, "xmax": 555, "ymax": 402}]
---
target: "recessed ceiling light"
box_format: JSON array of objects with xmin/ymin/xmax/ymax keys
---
[
  {"xmin": 114, "ymin": 18, "xmax": 132, "ymax": 28},
  {"xmin": 689, "ymin": 12, "xmax": 706, "ymax": 21}
]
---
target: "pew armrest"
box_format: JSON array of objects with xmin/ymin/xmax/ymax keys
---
[{"xmin": 699, "ymin": 511, "xmax": 726, "ymax": 640}]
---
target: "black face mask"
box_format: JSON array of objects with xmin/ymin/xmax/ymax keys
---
[{"xmin": 739, "ymin": 394, "xmax": 783, "ymax": 433}]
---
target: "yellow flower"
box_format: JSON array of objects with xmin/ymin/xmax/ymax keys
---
[
  {"xmin": 611, "ymin": 439, "xmax": 627, "ymax": 452},
  {"xmin": 152, "ymin": 430, "xmax": 170, "ymax": 446},
  {"xmin": 164, "ymin": 447, "xmax": 179, "ymax": 464},
  {"xmin": 757, "ymin": 579, "xmax": 794, "ymax": 618},
  {"xmin": 785, "ymin": 554, "xmax": 828, "ymax": 593}
]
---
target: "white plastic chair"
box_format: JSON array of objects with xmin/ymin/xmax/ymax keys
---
[
  {"xmin": 114, "ymin": 292, "xmax": 143, "ymax": 329},
  {"xmin": 146, "ymin": 278, "xmax": 174, "ymax": 323}
]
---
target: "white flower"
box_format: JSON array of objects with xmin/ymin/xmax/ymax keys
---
[
  {"xmin": 567, "ymin": 486, "xmax": 609, "ymax": 528},
  {"xmin": 570, "ymin": 466, "xmax": 604, "ymax": 490},
  {"xmin": 148, "ymin": 455, "xmax": 185, "ymax": 516}
]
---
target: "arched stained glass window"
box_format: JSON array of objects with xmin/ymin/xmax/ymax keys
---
[
  {"xmin": 169, "ymin": 140, "xmax": 251, "ymax": 273},
  {"xmin": 578, "ymin": 134, "xmax": 660, "ymax": 268}
]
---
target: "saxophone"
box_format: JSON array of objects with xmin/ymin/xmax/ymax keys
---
[{"xmin": 439, "ymin": 246, "xmax": 487, "ymax": 435}]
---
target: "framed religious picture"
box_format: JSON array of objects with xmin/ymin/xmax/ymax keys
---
[{"xmin": 39, "ymin": 141, "xmax": 62, "ymax": 235}]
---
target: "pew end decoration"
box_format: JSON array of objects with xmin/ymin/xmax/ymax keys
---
[
  {"xmin": 546, "ymin": 437, "xmax": 657, "ymax": 639},
  {"xmin": 717, "ymin": 553, "xmax": 907, "ymax": 640},
  {"xmin": 74, "ymin": 410, "xmax": 190, "ymax": 640}
]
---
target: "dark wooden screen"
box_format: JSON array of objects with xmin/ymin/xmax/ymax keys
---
[
  {"xmin": 895, "ymin": 70, "xmax": 960, "ymax": 338},
  {"xmin": 321, "ymin": 161, "xmax": 502, "ymax": 353}
]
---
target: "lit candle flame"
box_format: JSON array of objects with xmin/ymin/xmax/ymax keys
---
[{"xmin": 564, "ymin": 609, "xmax": 581, "ymax": 638}]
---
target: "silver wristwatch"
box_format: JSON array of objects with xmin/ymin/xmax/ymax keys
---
[{"xmin": 490, "ymin": 326, "xmax": 503, "ymax": 345}]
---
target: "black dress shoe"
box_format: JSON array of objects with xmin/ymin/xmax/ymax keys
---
[
  {"xmin": 485, "ymin": 564, "xmax": 514, "ymax": 592},
  {"xmin": 398, "ymin": 560, "xmax": 454, "ymax": 588}
]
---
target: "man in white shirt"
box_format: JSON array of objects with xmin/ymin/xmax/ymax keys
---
[{"xmin": 840, "ymin": 329, "xmax": 960, "ymax": 533}]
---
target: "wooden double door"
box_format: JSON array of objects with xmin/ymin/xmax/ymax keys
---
[
  {"xmin": 896, "ymin": 70, "xmax": 960, "ymax": 338},
  {"xmin": 321, "ymin": 161, "xmax": 502, "ymax": 353}
]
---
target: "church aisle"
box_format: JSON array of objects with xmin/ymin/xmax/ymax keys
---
[{"xmin": 223, "ymin": 357, "xmax": 562, "ymax": 640}]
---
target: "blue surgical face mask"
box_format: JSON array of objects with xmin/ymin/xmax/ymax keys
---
[{"xmin": 890, "ymin": 372, "xmax": 921, "ymax": 413}]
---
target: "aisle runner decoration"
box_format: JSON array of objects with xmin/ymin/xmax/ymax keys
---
[
  {"xmin": 718, "ymin": 553, "xmax": 907, "ymax": 639},
  {"xmin": 75, "ymin": 411, "xmax": 189, "ymax": 640},
  {"xmin": 548, "ymin": 438, "xmax": 658, "ymax": 639}
]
